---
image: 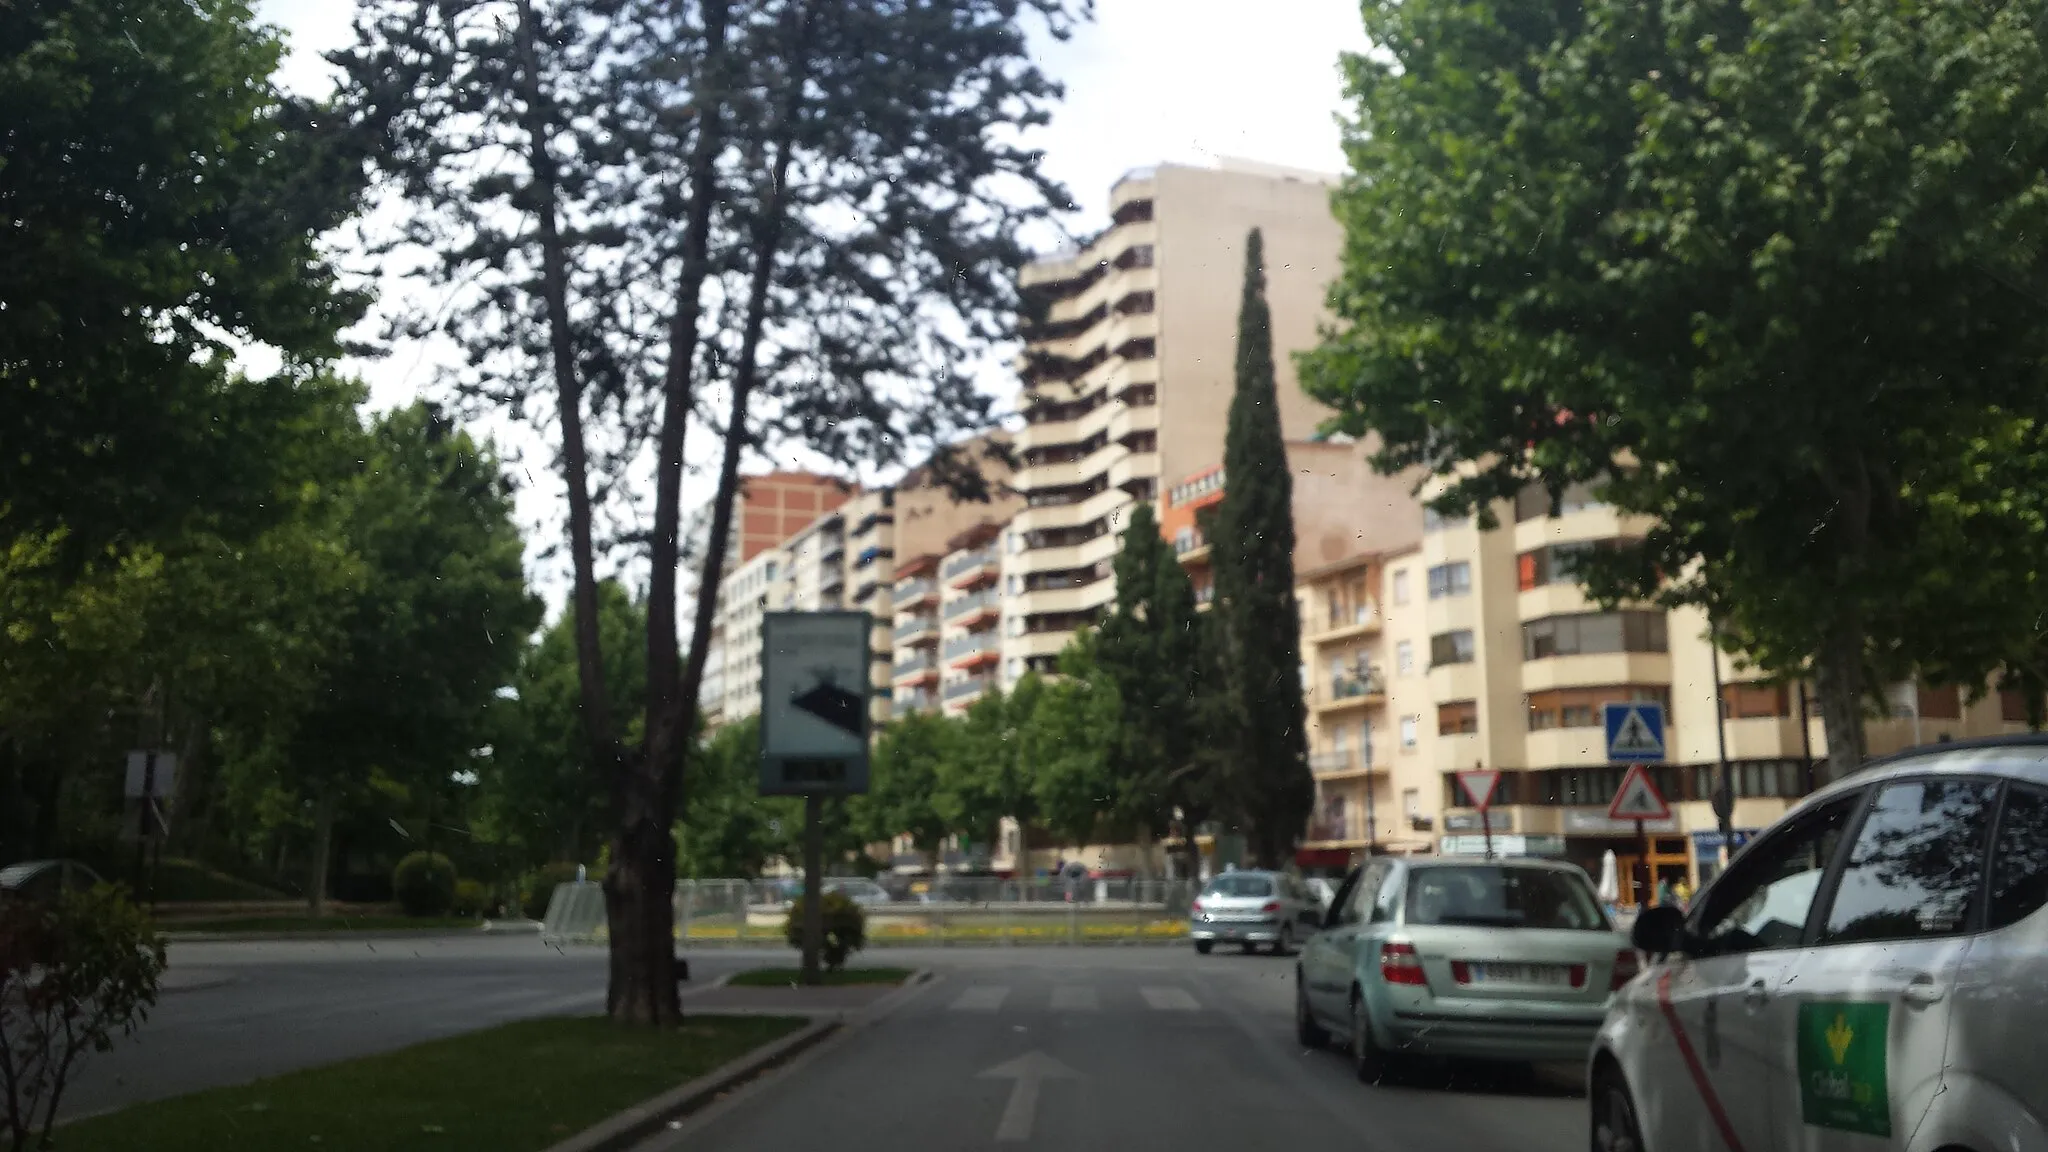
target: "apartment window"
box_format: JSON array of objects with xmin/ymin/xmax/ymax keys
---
[
  {"xmin": 1437, "ymin": 700, "xmax": 1479, "ymax": 736},
  {"xmin": 2003, "ymin": 688, "xmax": 2034, "ymax": 724},
  {"xmin": 1516, "ymin": 541, "xmax": 1603, "ymax": 591},
  {"xmin": 1403, "ymin": 788, "xmax": 1421, "ymax": 820},
  {"xmin": 1426, "ymin": 561, "xmax": 1472, "ymax": 599},
  {"xmin": 1395, "ymin": 640, "xmax": 1415, "ymax": 676},
  {"xmin": 1392, "ymin": 569, "xmax": 1410, "ymax": 605},
  {"xmin": 1513, "ymin": 480, "xmax": 1607, "ymax": 522},
  {"xmin": 1917, "ymin": 683, "xmax": 1962, "ymax": 720},
  {"xmin": 1721, "ymin": 683, "xmax": 1792, "ymax": 720},
  {"xmin": 1528, "ymin": 686, "xmax": 1671, "ymax": 731},
  {"xmin": 1423, "ymin": 506, "xmax": 1471, "ymax": 532},
  {"xmin": 1429, "ymin": 629, "xmax": 1476, "ymax": 667},
  {"xmin": 1399, "ymin": 715, "xmax": 1419, "ymax": 748},
  {"xmin": 1521, "ymin": 611, "xmax": 1667, "ymax": 659}
]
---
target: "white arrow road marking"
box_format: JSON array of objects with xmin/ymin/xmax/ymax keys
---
[
  {"xmin": 1140, "ymin": 986, "xmax": 1199, "ymax": 1011},
  {"xmin": 978, "ymin": 1050, "xmax": 1079, "ymax": 1142}
]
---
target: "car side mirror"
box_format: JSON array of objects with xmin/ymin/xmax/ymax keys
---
[{"xmin": 1631, "ymin": 904, "xmax": 1687, "ymax": 957}]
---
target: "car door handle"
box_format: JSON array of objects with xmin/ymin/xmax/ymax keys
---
[
  {"xmin": 1901, "ymin": 977, "xmax": 1946, "ymax": 1006},
  {"xmin": 1743, "ymin": 980, "xmax": 1769, "ymax": 1006}
]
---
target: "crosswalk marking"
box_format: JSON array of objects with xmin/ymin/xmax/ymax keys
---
[
  {"xmin": 1049, "ymin": 985, "xmax": 1098, "ymax": 1011},
  {"xmin": 1139, "ymin": 986, "xmax": 1200, "ymax": 1012},
  {"xmin": 950, "ymin": 985, "xmax": 1010, "ymax": 1011}
]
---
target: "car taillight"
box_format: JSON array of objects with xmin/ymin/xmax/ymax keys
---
[
  {"xmin": 1190, "ymin": 899, "xmax": 1204, "ymax": 914},
  {"xmin": 1569, "ymin": 964, "xmax": 1588, "ymax": 989},
  {"xmin": 1611, "ymin": 949, "xmax": 1641, "ymax": 992},
  {"xmin": 1261, "ymin": 900, "xmax": 1281, "ymax": 913},
  {"xmin": 1380, "ymin": 941, "xmax": 1427, "ymax": 986},
  {"xmin": 1450, "ymin": 960, "xmax": 1470, "ymax": 984}
]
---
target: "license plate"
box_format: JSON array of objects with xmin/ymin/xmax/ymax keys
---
[{"xmin": 1467, "ymin": 963, "xmax": 1568, "ymax": 986}]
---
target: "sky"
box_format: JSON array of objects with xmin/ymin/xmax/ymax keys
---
[{"xmin": 249, "ymin": 0, "xmax": 1372, "ymax": 605}]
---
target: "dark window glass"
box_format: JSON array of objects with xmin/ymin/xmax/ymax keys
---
[
  {"xmin": 1430, "ymin": 629, "xmax": 1475, "ymax": 666},
  {"xmin": 1821, "ymin": 779, "xmax": 1994, "ymax": 944},
  {"xmin": 1202, "ymin": 874, "xmax": 1275, "ymax": 898},
  {"xmin": 1695, "ymin": 796, "xmax": 1857, "ymax": 955},
  {"xmin": 1325, "ymin": 867, "xmax": 1365, "ymax": 926},
  {"xmin": 1989, "ymin": 784, "xmax": 2048, "ymax": 932},
  {"xmin": 1405, "ymin": 866, "xmax": 1606, "ymax": 930}
]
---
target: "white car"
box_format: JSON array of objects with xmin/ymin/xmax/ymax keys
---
[{"xmin": 1590, "ymin": 738, "xmax": 2048, "ymax": 1152}]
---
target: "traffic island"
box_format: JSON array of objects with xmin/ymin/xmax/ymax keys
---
[
  {"xmin": 685, "ymin": 967, "xmax": 931, "ymax": 1018},
  {"xmin": 55, "ymin": 1014, "xmax": 811, "ymax": 1152},
  {"xmin": 724, "ymin": 965, "xmax": 913, "ymax": 987}
]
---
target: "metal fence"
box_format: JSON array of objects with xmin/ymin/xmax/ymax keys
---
[{"xmin": 669, "ymin": 877, "xmax": 1199, "ymax": 946}]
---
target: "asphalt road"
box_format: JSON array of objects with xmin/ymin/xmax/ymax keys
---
[
  {"xmin": 71, "ymin": 937, "xmax": 1590, "ymax": 1150},
  {"xmin": 64, "ymin": 935, "xmax": 766, "ymax": 1120},
  {"xmin": 651, "ymin": 946, "xmax": 1589, "ymax": 1152}
]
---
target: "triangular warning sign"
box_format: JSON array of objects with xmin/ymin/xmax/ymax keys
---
[
  {"xmin": 1608, "ymin": 707, "xmax": 1663, "ymax": 759},
  {"xmin": 1456, "ymin": 770, "xmax": 1501, "ymax": 810},
  {"xmin": 1608, "ymin": 764, "xmax": 1671, "ymax": 821}
]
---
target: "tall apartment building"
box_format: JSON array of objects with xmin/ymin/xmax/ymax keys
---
[
  {"xmin": 1293, "ymin": 480, "xmax": 2041, "ymax": 902},
  {"xmin": 733, "ymin": 471, "xmax": 848, "ymax": 564},
  {"xmin": 1001, "ymin": 159, "xmax": 1349, "ymax": 681}
]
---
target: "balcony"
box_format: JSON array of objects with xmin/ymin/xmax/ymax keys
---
[
  {"xmin": 943, "ymin": 630, "xmax": 1000, "ymax": 664},
  {"xmin": 1317, "ymin": 669, "xmax": 1386, "ymax": 713},
  {"xmin": 1312, "ymin": 601, "xmax": 1380, "ymax": 642},
  {"xmin": 893, "ymin": 577, "xmax": 937, "ymax": 608},
  {"xmin": 892, "ymin": 653, "xmax": 937, "ymax": 683},
  {"xmin": 1310, "ymin": 748, "xmax": 1383, "ymax": 780},
  {"xmin": 943, "ymin": 675, "xmax": 994, "ymax": 702},
  {"xmin": 943, "ymin": 546, "xmax": 999, "ymax": 585},
  {"xmin": 893, "ymin": 615, "xmax": 937, "ymax": 642},
  {"xmin": 944, "ymin": 589, "xmax": 999, "ymax": 622},
  {"xmin": 893, "ymin": 690, "xmax": 936, "ymax": 715}
]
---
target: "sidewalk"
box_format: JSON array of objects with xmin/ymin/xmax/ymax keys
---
[{"xmin": 683, "ymin": 975, "xmax": 918, "ymax": 1018}]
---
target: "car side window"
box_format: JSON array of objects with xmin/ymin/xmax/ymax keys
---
[
  {"xmin": 1988, "ymin": 783, "xmax": 2048, "ymax": 932},
  {"xmin": 1370, "ymin": 864, "xmax": 1401, "ymax": 923},
  {"xmin": 1347, "ymin": 863, "xmax": 1386, "ymax": 924},
  {"xmin": 1325, "ymin": 867, "xmax": 1365, "ymax": 926},
  {"xmin": 1818, "ymin": 778, "xmax": 1996, "ymax": 945},
  {"xmin": 1692, "ymin": 793, "xmax": 1859, "ymax": 956}
]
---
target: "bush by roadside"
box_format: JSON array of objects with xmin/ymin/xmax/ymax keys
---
[
  {"xmin": 781, "ymin": 891, "xmax": 866, "ymax": 971},
  {"xmin": 391, "ymin": 853, "xmax": 457, "ymax": 917}
]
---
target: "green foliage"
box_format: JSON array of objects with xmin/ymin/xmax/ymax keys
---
[
  {"xmin": 392, "ymin": 853, "xmax": 458, "ymax": 918},
  {"xmin": 520, "ymin": 862, "xmax": 590, "ymax": 922},
  {"xmin": 452, "ymin": 879, "xmax": 491, "ymax": 920},
  {"xmin": 1302, "ymin": 0, "xmax": 2048, "ymax": 773},
  {"xmin": 1210, "ymin": 230, "xmax": 1312, "ymax": 866},
  {"xmin": 674, "ymin": 716, "xmax": 784, "ymax": 879},
  {"xmin": 782, "ymin": 891, "xmax": 866, "ymax": 973},
  {"xmin": 0, "ymin": 885, "xmax": 167, "ymax": 1150},
  {"xmin": 863, "ymin": 711, "xmax": 959, "ymax": 868},
  {"xmin": 1025, "ymin": 634, "xmax": 1122, "ymax": 847},
  {"xmin": 936, "ymin": 683, "xmax": 1039, "ymax": 855}
]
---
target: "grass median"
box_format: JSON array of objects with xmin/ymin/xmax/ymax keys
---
[
  {"xmin": 724, "ymin": 966, "xmax": 913, "ymax": 987},
  {"xmin": 159, "ymin": 914, "xmax": 481, "ymax": 934},
  {"xmin": 57, "ymin": 1014, "xmax": 806, "ymax": 1152}
]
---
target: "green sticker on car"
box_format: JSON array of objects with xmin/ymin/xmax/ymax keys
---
[{"xmin": 1796, "ymin": 1001, "xmax": 1891, "ymax": 1137}]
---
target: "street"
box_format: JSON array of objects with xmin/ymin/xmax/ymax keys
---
[{"xmin": 80, "ymin": 938, "xmax": 1587, "ymax": 1150}]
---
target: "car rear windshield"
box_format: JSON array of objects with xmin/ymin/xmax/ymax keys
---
[
  {"xmin": 1405, "ymin": 866, "xmax": 1606, "ymax": 930},
  {"xmin": 1202, "ymin": 874, "xmax": 1274, "ymax": 898}
]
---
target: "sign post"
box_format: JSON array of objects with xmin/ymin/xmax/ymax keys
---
[
  {"xmin": 1455, "ymin": 766, "xmax": 1502, "ymax": 861},
  {"xmin": 1604, "ymin": 703, "xmax": 1669, "ymax": 906},
  {"xmin": 760, "ymin": 612, "xmax": 872, "ymax": 984},
  {"xmin": 123, "ymin": 751, "xmax": 176, "ymax": 907}
]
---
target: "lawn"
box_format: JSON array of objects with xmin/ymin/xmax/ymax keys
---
[
  {"xmin": 56, "ymin": 1014, "xmax": 807, "ymax": 1152},
  {"xmin": 724, "ymin": 966, "xmax": 913, "ymax": 987},
  {"xmin": 158, "ymin": 915, "xmax": 481, "ymax": 934}
]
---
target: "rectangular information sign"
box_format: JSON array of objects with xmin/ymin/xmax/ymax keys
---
[{"xmin": 759, "ymin": 612, "xmax": 871, "ymax": 795}]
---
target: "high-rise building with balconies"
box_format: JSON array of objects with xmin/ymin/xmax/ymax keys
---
[{"xmin": 1000, "ymin": 159, "xmax": 1353, "ymax": 680}]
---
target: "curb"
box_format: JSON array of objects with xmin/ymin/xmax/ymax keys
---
[
  {"xmin": 161, "ymin": 928, "xmax": 488, "ymax": 944},
  {"xmin": 538, "ymin": 1017, "xmax": 840, "ymax": 1152}
]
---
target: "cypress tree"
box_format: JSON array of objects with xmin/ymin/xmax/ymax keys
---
[{"xmin": 1210, "ymin": 228, "xmax": 1313, "ymax": 869}]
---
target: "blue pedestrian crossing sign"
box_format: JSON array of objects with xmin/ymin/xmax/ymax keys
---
[{"xmin": 1603, "ymin": 702, "xmax": 1666, "ymax": 762}]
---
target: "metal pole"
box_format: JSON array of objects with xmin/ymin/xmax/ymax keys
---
[
  {"xmin": 134, "ymin": 750, "xmax": 156, "ymax": 896},
  {"xmin": 1797, "ymin": 681, "xmax": 1817, "ymax": 794},
  {"xmin": 1637, "ymin": 818, "xmax": 1652, "ymax": 906},
  {"xmin": 1363, "ymin": 727, "xmax": 1377, "ymax": 855},
  {"xmin": 801, "ymin": 794, "xmax": 824, "ymax": 985},
  {"xmin": 1707, "ymin": 619, "xmax": 1734, "ymax": 842}
]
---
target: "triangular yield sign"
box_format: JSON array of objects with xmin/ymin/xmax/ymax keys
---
[
  {"xmin": 1456, "ymin": 769, "xmax": 1501, "ymax": 810},
  {"xmin": 1608, "ymin": 707, "xmax": 1663, "ymax": 759},
  {"xmin": 1608, "ymin": 763, "xmax": 1671, "ymax": 821}
]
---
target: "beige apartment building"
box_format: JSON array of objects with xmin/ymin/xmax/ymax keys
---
[{"xmin": 1000, "ymin": 159, "xmax": 1350, "ymax": 683}]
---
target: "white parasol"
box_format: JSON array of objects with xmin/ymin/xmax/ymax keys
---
[{"xmin": 1596, "ymin": 849, "xmax": 1620, "ymax": 904}]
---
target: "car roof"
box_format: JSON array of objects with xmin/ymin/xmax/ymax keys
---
[
  {"xmin": 1795, "ymin": 735, "xmax": 2048, "ymax": 815},
  {"xmin": 1403, "ymin": 856, "xmax": 1586, "ymax": 874}
]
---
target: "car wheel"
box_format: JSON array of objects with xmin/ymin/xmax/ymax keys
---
[
  {"xmin": 1194, "ymin": 940, "xmax": 1213, "ymax": 955},
  {"xmin": 1590, "ymin": 1065, "xmax": 1644, "ymax": 1152},
  {"xmin": 1294, "ymin": 975, "xmax": 1328, "ymax": 1048},
  {"xmin": 1273, "ymin": 924, "xmax": 1294, "ymax": 956},
  {"xmin": 1240, "ymin": 940, "xmax": 1257, "ymax": 955},
  {"xmin": 1350, "ymin": 992, "xmax": 1391, "ymax": 1083}
]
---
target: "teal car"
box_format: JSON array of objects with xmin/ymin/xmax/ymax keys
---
[{"xmin": 1295, "ymin": 857, "xmax": 1633, "ymax": 1080}]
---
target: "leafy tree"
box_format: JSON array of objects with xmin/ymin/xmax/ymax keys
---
[
  {"xmin": 1302, "ymin": 0, "xmax": 2048, "ymax": 775},
  {"xmin": 1025, "ymin": 633, "xmax": 1121, "ymax": 850},
  {"xmin": 864, "ymin": 711, "xmax": 957, "ymax": 871},
  {"xmin": 1095, "ymin": 502, "xmax": 1223, "ymax": 875},
  {"xmin": 1, "ymin": 0, "xmax": 368, "ymax": 563},
  {"xmin": 340, "ymin": 0, "xmax": 1082, "ymax": 1015},
  {"xmin": 1210, "ymin": 230, "xmax": 1313, "ymax": 867},
  {"xmin": 674, "ymin": 715, "xmax": 782, "ymax": 880},
  {"xmin": 938, "ymin": 682, "xmax": 1041, "ymax": 859}
]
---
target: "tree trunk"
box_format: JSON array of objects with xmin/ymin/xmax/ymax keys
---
[
  {"xmin": 1813, "ymin": 620, "xmax": 1870, "ymax": 782},
  {"xmin": 603, "ymin": 781, "xmax": 679, "ymax": 1023},
  {"xmin": 306, "ymin": 796, "xmax": 336, "ymax": 917}
]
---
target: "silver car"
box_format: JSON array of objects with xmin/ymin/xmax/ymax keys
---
[
  {"xmin": 1296, "ymin": 857, "xmax": 1631, "ymax": 1078},
  {"xmin": 1190, "ymin": 870, "xmax": 1321, "ymax": 956},
  {"xmin": 1592, "ymin": 738, "xmax": 2048, "ymax": 1152}
]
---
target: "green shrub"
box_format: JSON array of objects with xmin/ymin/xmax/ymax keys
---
[
  {"xmin": 782, "ymin": 890, "xmax": 866, "ymax": 972},
  {"xmin": 391, "ymin": 852, "xmax": 457, "ymax": 917},
  {"xmin": 451, "ymin": 879, "xmax": 490, "ymax": 919},
  {"xmin": 520, "ymin": 861, "xmax": 588, "ymax": 921},
  {"xmin": 0, "ymin": 885, "xmax": 166, "ymax": 1146}
]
